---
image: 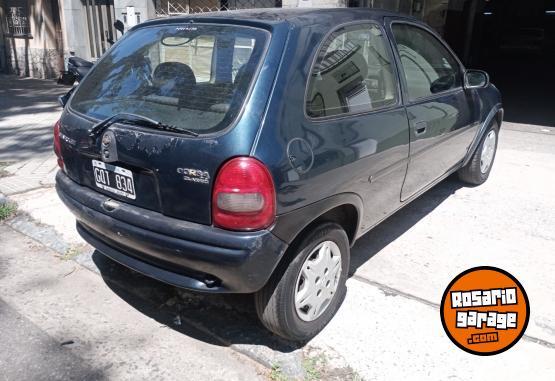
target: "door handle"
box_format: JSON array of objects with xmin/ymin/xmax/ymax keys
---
[{"xmin": 413, "ymin": 121, "xmax": 427, "ymax": 136}]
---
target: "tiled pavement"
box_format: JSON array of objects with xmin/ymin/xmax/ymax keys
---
[
  {"xmin": 0, "ymin": 75, "xmax": 66, "ymax": 196},
  {"xmin": 0, "ymin": 155, "xmax": 58, "ymax": 195}
]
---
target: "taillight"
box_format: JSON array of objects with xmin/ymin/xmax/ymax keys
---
[
  {"xmin": 53, "ymin": 120, "xmax": 64, "ymax": 169},
  {"xmin": 212, "ymin": 157, "xmax": 275, "ymax": 231}
]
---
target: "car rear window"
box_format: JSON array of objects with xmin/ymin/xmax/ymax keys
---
[{"xmin": 70, "ymin": 24, "xmax": 269, "ymax": 135}]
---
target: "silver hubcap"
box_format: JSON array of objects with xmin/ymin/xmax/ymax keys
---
[
  {"xmin": 294, "ymin": 241, "xmax": 342, "ymax": 322},
  {"xmin": 480, "ymin": 130, "xmax": 496, "ymax": 174}
]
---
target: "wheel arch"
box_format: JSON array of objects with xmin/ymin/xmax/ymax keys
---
[
  {"xmin": 462, "ymin": 104, "xmax": 503, "ymax": 168},
  {"xmin": 496, "ymin": 107, "xmax": 504, "ymax": 128},
  {"xmin": 271, "ymin": 193, "xmax": 363, "ymax": 248},
  {"xmin": 267, "ymin": 194, "xmax": 362, "ymax": 288}
]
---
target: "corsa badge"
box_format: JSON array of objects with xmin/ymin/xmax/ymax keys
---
[{"xmin": 177, "ymin": 168, "xmax": 210, "ymax": 184}]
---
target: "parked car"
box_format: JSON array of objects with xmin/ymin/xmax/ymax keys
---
[{"xmin": 55, "ymin": 8, "xmax": 503, "ymax": 341}]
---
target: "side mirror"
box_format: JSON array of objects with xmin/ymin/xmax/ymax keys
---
[
  {"xmin": 114, "ymin": 20, "xmax": 125, "ymax": 35},
  {"xmin": 464, "ymin": 70, "xmax": 489, "ymax": 89}
]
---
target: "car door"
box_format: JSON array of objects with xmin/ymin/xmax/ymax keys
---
[
  {"xmin": 299, "ymin": 22, "xmax": 410, "ymax": 231},
  {"xmin": 387, "ymin": 20, "xmax": 477, "ymax": 201}
]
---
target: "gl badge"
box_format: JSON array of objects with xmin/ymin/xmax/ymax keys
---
[{"xmin": 101, "ymin": 131, "xmax": 118, "ymax": 162}]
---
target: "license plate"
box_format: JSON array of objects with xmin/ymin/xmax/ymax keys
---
[{"xmin": 92, "ymin": 160, "xmax": 136, "ymax": 200}]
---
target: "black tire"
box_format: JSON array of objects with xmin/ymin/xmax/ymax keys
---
[
  {"xmin": 458, "ymin": 122, "xmax": 499, "ymax": 185},
  {"xmin": 254, "ymin": 223, "xmax": 350, "ymax": 341}
]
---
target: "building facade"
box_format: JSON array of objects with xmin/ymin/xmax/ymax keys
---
[
  {"xmin": 0, "ymin": 0, "xmax": 157, "ymax": 78},
  {"xmin": 0, "ymin": 0, "xmax": 64, "ymax": 78},
  {"xmin": 1, "ymin": 1, "xmax": 553, "ymax": 79}
]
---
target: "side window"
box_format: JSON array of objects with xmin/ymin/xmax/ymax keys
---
[
  {"xmin": 306, "ymin": 24, "xmax": 398, "ymax": 118},
  {"xmin": 391, "ymin": 23, "xmax": 461, "ymax": 101}
]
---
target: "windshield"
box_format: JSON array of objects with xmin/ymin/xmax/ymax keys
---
[{"xmin": 70, "ymin": 24, "xmax": 269, "ymax": 135}]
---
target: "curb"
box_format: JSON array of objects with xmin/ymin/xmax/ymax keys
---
[{"xmin": 4, "ymin": 207, "xmax": 306, "ymax": 380}]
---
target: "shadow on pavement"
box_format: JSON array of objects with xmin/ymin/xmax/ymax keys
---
[
  {"xmin": 0, "ymin": 75, "xmax": 69, "ymax": 162},
  {"xmin": 92, "ymin": 176, "xmax": 464, "ymax": 350},
  {"xmin": 349, "ymin": 176, "xmax": 463, "ymax": 274},
  {"xmin": 0, "ymin": 298, "xmax": 107, "ymax": 380},
  {"xmin": 92, "ymin": 250, "xmax": 301, "ymax": 352}
]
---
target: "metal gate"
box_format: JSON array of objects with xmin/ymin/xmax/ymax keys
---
[
  {"xmin": 83, "ymin": 0, "xmax": 117, "ymax": 59},
  {"xmin": 156, "ymin": 0, "xmax": 282, "ymax": 17}
]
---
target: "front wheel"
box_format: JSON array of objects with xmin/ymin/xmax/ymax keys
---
[
  {"xmin": 458, "ymin": 122, "xmax": 499, "ymax": 185},
  {"xmin": 255, "ymin": 223, "xmax": 350, "ymax": 341}
]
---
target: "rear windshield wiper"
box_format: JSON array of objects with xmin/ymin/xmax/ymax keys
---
[{"xmin": 89, "ymin": 113, "xmax": 199, "ymax": 139}]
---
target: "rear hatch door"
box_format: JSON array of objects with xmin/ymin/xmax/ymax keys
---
[{"xmin": 59, "ymin": 21, "xmax": 277, "ymax": 225}]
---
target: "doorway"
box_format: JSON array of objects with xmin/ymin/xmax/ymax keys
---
[{"xmin": 452, "ymin": 0, "xmax": 555, "ymax": 127}]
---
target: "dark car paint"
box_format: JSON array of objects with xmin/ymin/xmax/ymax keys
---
[
  {"xmin": 56, "ymin": 8, "xmax": 502, "ymax": 293},
  {"xmin": 56, "ymin": 171, "xmax": 287, "ymax": 292},
  {"xmin": 386, "ymin": 19, "xmax": 478, "ymax": 201},
  {"xmin": 59, "ymin": 20, "xmax": 288, "ymax": 225}
]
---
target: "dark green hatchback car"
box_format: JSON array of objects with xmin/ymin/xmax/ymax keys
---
[{"xmin": 55, "ymin": 8, "xmax": 503, "ymax": 341}]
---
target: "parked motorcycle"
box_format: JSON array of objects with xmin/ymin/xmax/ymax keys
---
[{"xmin": 59, "ymin": 20, "xmax": 125, "ymax": 107}]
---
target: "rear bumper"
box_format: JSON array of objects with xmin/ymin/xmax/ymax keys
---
[{"xmin": 56, "ymin": 171, "xmax": 288, "ymax": 293}]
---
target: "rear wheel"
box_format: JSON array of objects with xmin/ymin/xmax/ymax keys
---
[
  {"xmin": 458, "ymin": 122, "xmax": 499, "ymax": 185},
  {"xmin": 255, "ymin": 223, "xmax": 349, "ymax": 341}
]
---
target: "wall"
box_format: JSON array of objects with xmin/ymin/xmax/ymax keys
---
[
  {"xmin": 282, "ymin": 0, "xmax": 347, "ymax": 7},
  {"xmin": 1, "ymin": 0, "xmax": 64, "ymax": 78},
  {"xmin": 283, "ymin": 0, "xmax": 451, "ymax": 37},
  {"xmin": 0, "ymin": 0, "xmax": 6, "ymax": 73},
  {"xmin": 60, "ymin": 0, "xmax": 91, "ymax": 63},
  {"xmin": 114, "ymin": 0, "xmax": 156, "ymax": 30}
]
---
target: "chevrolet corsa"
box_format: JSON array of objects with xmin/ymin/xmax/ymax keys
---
[{"xmin": 55, "ymin": 8, "xmax": 503, "ymax": 341}]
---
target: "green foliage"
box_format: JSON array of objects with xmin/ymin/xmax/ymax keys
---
[
  {"xmin": 61, "ymin": 245, "xmax": 81, "ymax": 261},
  {"xmin": 0, "ymin": 203, "xmax": 17, "ymax": 221},
  {"xmin": 302, "ymin": 354, "xmax": 324, "ymax": 381},
  {"xmin": 269, "ymin": 364, "xmax": 290, "ymax": 381}
]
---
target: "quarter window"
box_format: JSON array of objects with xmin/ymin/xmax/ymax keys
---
[
  {"xmin": 391, "ymin": 23, "xmax": 461, "ymax": 101},
  {"xmin": 306, "ymin": 24, "xmax": 398, "ymax": 118}
]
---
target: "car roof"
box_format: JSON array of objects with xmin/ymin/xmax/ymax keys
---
[{"xmin": 137, "ymin": 7, "xmax": 414, "ymax": 30}]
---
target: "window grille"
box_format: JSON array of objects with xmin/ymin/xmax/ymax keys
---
[{"xmin": 5, "ymin": 6, "xmax": 31, "ymax": 36}]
